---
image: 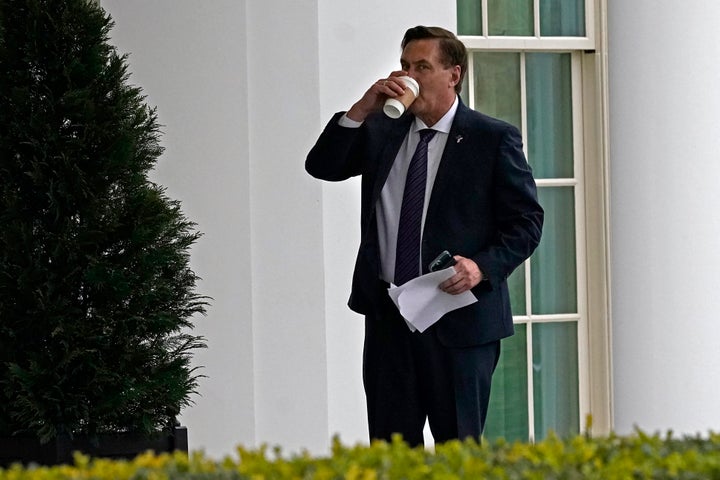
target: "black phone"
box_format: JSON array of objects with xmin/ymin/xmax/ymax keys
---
[{"xmin": 428, "ymin": 250, "xmax": 456, "ymax": 272}]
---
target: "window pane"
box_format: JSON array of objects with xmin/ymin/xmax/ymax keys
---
[
  {"xmin": 473, "ymin": 52, "xmax": 521, "ymax": 129},
  {"xmin": 540, "ymin": 0, "xmax": 586, "ymax": 36},
  {"xmin": 457, "ymin": 0, "xmax": 482, "ymax": 35},
  {"xmin": 485, "ymin": 324, "xmax": 528, "ymax": 442},
  {"xmin": 531, "ymin": 187, "xmax": 577, "ymax": 314},
  {"xmin": 526, "ymin": 53, "xmax": 573, "ymax": 179},
  {"xmin": 532, "ymin": 322, "xmax": 580, "ymax": 439},
  {"xmin": 488, "ymin": 0, "xmax": 533, "ymax": 36},
  {"xmin": 508, "ymin": 264, "xmax": 526, "ymax": 315}
]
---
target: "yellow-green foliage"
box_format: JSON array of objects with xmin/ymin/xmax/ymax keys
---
[{"xmin": 2, "ymin": 431, "xmax": 720, "ymax": 479}]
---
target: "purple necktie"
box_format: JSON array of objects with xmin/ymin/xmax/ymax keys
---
[{"xmin": 394, "ymin": 128, "xmax": 437, "ymax": 286}]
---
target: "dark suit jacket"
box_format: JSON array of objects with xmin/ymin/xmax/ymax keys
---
[{"xmin": 306, "ymin": 100, "xmax": 543, "ymax": 348}]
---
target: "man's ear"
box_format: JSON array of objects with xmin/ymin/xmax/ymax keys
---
[{"xmin": 449, "ymin": 65, "xmax": 461, "ymax": 88}]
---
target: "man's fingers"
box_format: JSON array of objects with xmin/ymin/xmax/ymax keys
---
[
  {"xmin": 439, "ymin": 275, "xmax": 460, "ymax": 292},
  {"xmin": 376, "ymin": 77, "xmax": 406, "ymax": 96},
  {"xmin": 439, "ymin": 273, "xmax": 469, "ymax": 294},
  {"xmin": 439, "ymin": 256, "xmax": 481, "ymax": 294}
]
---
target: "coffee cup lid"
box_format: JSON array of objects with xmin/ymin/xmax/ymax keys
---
[{"xmin": 383, "ymin": 99, "xmax": 405, "ymax": 119}]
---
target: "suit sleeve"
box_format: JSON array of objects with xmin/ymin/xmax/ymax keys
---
[
  {"xmin": 472, "ymin": 125, "xmax": 544, "ymax": 288},
  {"xmin": 305, "ymin": 112, "xmax": 366, "ymax": 181}
]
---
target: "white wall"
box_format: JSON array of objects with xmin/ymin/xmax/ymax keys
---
[
  {"xmin": 608, "ymin": 1, "xmax": 720, "ymax": 435},
  {"xmin": 102, "ymin": 0, "xmax": 257, "ymax": 456}
]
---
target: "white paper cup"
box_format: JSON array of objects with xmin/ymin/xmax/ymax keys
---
[{"xmin": 383, "ymin": 76, "xmax": 420, "ymax": 119}]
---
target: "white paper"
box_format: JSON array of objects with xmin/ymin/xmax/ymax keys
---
[{"xmin": 387, "ymin": 266, "xmax": 478, "ymax": 332}]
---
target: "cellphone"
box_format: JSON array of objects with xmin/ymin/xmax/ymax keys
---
[{"xmin": 429, "ymin": 250, "xmax": 456, "ymax": 272}]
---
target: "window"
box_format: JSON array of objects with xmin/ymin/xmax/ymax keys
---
[{"xmin": 457, "ymin": 0, "xmax": 611, "ymax": 442}]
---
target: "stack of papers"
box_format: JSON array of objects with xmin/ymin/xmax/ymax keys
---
[{"xmin": 388, "ymin": 266, "xmax": 477, "ymax": 332}]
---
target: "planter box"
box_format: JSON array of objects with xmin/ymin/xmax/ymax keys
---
[{"xmin": 0, "ymin": 426, "xmax": 188, "ymax": 467}]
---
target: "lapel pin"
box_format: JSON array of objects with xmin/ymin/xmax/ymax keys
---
[{"xmin": 455, "ymin": 135, "xmax": 463, "ymax": 144}]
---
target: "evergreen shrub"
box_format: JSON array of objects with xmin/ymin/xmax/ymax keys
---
[{"xmin": 0, "ymin": 0, "xmax": 207, "ymax": 443}]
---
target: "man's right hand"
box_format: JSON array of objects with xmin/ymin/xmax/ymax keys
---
[{"xmin": 346, "ymin": 70, "xmax": 408, "ymax": 122}]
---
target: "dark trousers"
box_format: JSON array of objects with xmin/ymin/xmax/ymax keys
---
[{"xmin": 363, "ymin": 296, "xmax": 501, "ymax": 447}]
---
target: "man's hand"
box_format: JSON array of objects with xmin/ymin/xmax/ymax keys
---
[
  {"xmin": 346, "ymin": 70, "xmax": 408, "ymax": 122},
  {"xmin": 439, "ymin": 256, "xmax": 483, "ymax": 295}
]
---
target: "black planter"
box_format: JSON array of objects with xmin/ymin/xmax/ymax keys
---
[{"xmin": 0, "ymin": 426, "xmax": 188, "ymax": 467}]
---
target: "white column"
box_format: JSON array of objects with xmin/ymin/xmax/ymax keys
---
[
  {"xmin": 102, "ymin": 0, "xmax": 256, "ymax": 457},
  {"xmin": 609, "ymin": 0, "xmax": 720, "ymax": 434},
  {"xmin": 245, "ymin": 1, "xmax": 329, "ymax": 454}
]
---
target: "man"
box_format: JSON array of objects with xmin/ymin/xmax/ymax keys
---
[{"xmin": 306, "ymin": 26, "xmax": 543, "ymax": 446}]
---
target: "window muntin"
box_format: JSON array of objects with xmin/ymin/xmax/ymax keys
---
[{"xmin": 463, "ymin": 50, "xmax": 585, "ymax": 442}]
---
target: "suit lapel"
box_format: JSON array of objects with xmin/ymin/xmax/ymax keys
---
[
  {"xmin": 370, "ymin": 116, "xmax": 413, "ymax": 206},
  {"xmin": 425, "ymin": 103, "xmax": 472, "ymax": 226}
]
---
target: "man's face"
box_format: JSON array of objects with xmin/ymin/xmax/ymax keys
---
[{"xmin": 400, "ymin": 39, "xmax": 460, "ymax": 125}]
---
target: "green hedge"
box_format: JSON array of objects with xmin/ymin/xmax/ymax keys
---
[{"xmin": 2, "ymin": 431, "xmax": 720, "ymax": 479}]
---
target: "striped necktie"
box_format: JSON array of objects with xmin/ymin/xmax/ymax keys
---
[{"xmin": 394, "ymin": 128, "xmax": 437, "ymax": 286}]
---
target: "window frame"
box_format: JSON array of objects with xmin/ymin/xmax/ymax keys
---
[{"xmin": 458, "ymin": 0, "xmax": 611, "ymax": 439}]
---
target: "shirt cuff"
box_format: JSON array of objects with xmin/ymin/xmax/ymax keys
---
[{"xmin": 338, "ymin": 113, "xmax": 363, "ymax": 128}]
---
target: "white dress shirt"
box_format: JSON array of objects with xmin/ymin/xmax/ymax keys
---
[{"xmin": 338, "ymin": 96, "xmax": 460, "ymax": 284}]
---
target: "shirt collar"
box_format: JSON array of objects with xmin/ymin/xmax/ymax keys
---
[{"xmin": 413, "ymin": 95, "xmax": 459, "ymax": 134}]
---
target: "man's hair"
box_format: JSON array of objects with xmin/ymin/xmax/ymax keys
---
[{"xmin": 401, "ymin": 26, "xmax": 467, "ymax": 94}]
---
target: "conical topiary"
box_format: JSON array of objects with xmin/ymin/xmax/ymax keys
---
[{"xmin": 0, "ymin": 0, "xmax": 207, "ymax": 443}]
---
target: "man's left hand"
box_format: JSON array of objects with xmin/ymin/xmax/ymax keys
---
[{"xmin": 439, "ymin": 256, "xmax": 483, "ymax": 295}]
